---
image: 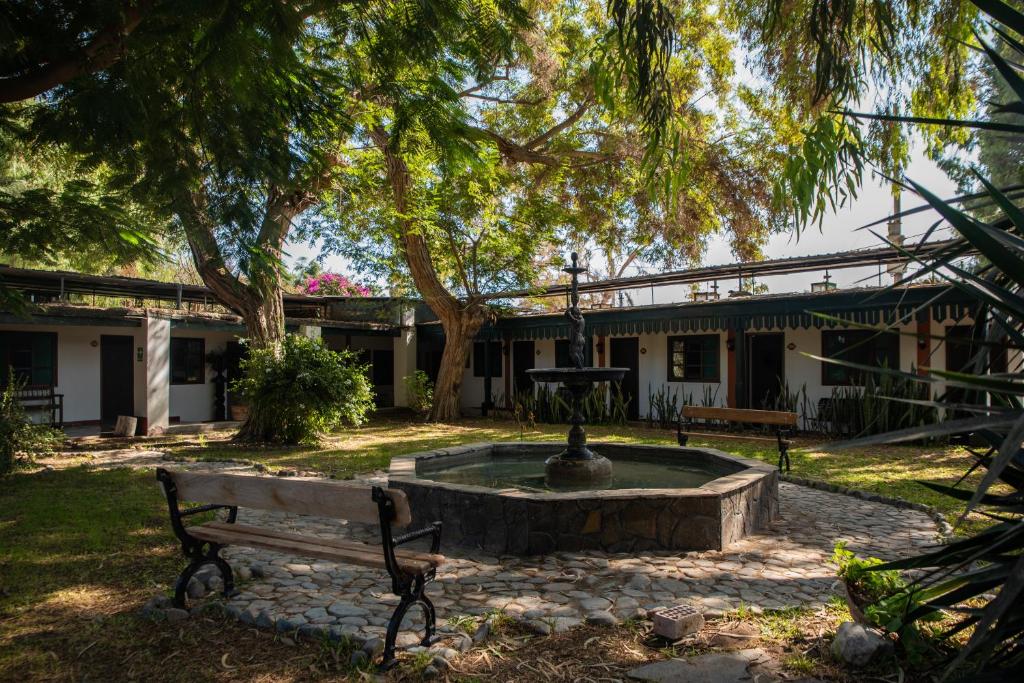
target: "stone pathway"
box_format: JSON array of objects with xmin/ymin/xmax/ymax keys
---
[{"xmin": 192, "ymin": 479, "xmax": 941, "ymax": 645}]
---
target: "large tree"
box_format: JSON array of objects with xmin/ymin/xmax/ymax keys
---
[
  {"xmin": 320, "ymin": 0, "xmax": 797, "ymax": 419},
  {"xmin": 8, "ymin": 0, "xmax": 993, "ymax": 426}
]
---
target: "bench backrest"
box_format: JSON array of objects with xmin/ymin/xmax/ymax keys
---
[
  {"xmin": 682, "ymin": 405, "xmax": 798, "ymax": 427},
  {"xmin": 14, "ymin": 387, "xmax": 56, "ymax": 401},
  {"xmin": 161, "ymin": 470, "xmax": 412, "ymax": 527}
]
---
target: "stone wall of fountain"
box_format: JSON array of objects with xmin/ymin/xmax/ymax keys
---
[{"xmin": 389, "ymin": 443, "xmax": 779, "ymax": 554}]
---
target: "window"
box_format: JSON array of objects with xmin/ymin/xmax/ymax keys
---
[
  {"xmin": 0, "ymin": 331, "xmax": 57, "ymax": 387},
  {"xmin": 821, "ymin": 329, "xmax": 899, "ymax": 385},
  {"xmin": 472, "ymin": 341, "xmax": 503, "ymax": 377},
  {"xmin": 946, "ymin": 325, "xmax": 1008, "ymax": 374},
  {"xmin": 170, "ymin": 338, "xmax": 206, "ymax": 385},
  {"xmin": 667, "ymin": 335, "xmax": 719, "ymax": 382}
]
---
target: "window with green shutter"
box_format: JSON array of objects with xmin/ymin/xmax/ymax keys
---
[
  {"xmin": 821, "ymin": 329, "xmax": 899, "ymax": 385},
  {"xmin": 0, "ymin": 331, "xmax": 57, "ymax": 387},
  {"xmin": 170, "ymin": 338, "xmax": 206, "ymax": 385}
]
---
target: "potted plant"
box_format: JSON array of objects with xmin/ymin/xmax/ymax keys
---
[{"xmin": 833, "ymin": 541, "xmax": 944, "ymax": 633}]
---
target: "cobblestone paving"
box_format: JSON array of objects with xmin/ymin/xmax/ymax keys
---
[{"xmin": 207, "ymin": 480, "xmax": 940, "ymax": 643}]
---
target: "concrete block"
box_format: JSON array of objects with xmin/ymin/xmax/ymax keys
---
[{"xmin": 652, "ymin": 604, "xmax": 704, "ymax": 640}]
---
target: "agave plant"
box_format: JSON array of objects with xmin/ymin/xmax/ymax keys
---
[{"xmin": 817, "ymin": 0, "xmax": 1024, "ymax": 676}]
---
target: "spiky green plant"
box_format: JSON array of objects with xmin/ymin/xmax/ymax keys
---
[{"xmin": 820, "ymin": 1, "xmax": 1024, "ymax": 675}]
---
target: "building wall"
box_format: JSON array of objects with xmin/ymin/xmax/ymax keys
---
[
  {"xmin": 0, "ymin": 321, "xmax": 243, "ymax": 425},
  {"xmin": 488, "ymin": 319, "xmax": 964, "ymax": 423},
  {"xmin": 167, "ymin": 329, "xmax": 236, "ymax": 423},
  {"xmin": 0, "ymin": 322, "xmax": 124, "ymax": 424},
  {"xmin": 629, "ymin": 331, "xmax": 727, "ymax": 416}
]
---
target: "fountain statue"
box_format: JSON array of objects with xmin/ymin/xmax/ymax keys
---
[{"xmin": 526, "ymin": 253, "xmax": 628, "ymax": 486}]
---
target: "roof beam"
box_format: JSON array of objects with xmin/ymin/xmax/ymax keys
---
[{"xmin": 480, "ymin": 239, "xmax": 973, "ymax": 300}]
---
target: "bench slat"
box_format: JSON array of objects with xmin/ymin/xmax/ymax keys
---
[
  {"xmin": 166, "ymin": 471, "xmax": 412, "ymax": 527},
  {"xmin": 682, "ymin": 406, "xmax": 798, "ymax": 427},
  {"xmin": 679, "ymin": 431, "xmax": 779, "ymax": 443},
  {"xmin": 188, "ymin": 524, "xmax": 439, "ymax": 575},
  {"xmin": 202, "ymin": 522, "xmax": 444, "ymax": 566}
]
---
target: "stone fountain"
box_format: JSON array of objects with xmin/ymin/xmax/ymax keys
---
[
  {"xmin": 387, "ymin": 252, "xmax": 779, "ymax": 555},
  {"xmin": 526, "ymin": 253, "xmax": 627, "ymax": 487}
]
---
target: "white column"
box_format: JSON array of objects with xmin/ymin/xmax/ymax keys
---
[
  {"xmin": 141, "ymin": 315, "xmax": 170, "ymax": 435},
  {"xmin": 393, "ymin": 304, "xmax": 417, "ymax": 407}
]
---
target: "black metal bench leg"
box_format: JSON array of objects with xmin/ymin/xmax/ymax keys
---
[
  {"xmin": 381, "ymin": 592, "xmax": 415, "ymax": 670},
  {"xmin": 172, "ymin": 545, "xmax": 237, "ymax": 607},
  {"xmin": 419, "ymin": 592, "xmax": 437, "ymax": 645},
  {"xmin": 379, "ymin": 584, "xmax": 438, "ymax": 671},
  {"xmin": 173, "ymin": 558, "xmax": 204, "ymax": 608},
  {"xmin": 210, "ymin": 546, "xmax": 237, "ymax": 599}
]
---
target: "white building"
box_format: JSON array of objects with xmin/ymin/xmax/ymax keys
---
[{"xmin": 0, "ymin": 265, "xmax": 998, "ymax": 433}]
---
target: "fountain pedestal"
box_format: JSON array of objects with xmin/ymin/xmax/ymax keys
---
[{"xmin": 526, "ymin": 367, "xmax": 625, "ymax": 487}]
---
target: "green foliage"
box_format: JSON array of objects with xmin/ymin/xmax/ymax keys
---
[
  {"xmin": 647, "ymin": 384, "xmax": 680, "ymax": 428},
  {"xmin": 232, "ymin": 335, "xmax": 374, "ymax": 445},
  {"xmin": 833, "ymin": 541, "xmax": 908, "ymax": 607},
  {"xmin": 0, "ymin": 113, "xmax": 168, "ymax": 288},
  {"xmin": 819, "ymin": 372, "xmax": 938, "ymax": 438},
  {"xmin": 728, "ymin": 0, "xmax": 981, "ymax": 226},
  {"xmin": 0, "ymin": 374, "xmax": 63, "ymax": 474},
  {"xmin": 819, "ymin": 2, "xmax": 1024, "ymax": 675},
  {"xmin": 513, "ymin": 383, "xmax": 629, "ymax": 426},
  {"xmin": 403, "ymin": 371, "xmax": 434, "ymax": 418},
  {"xmin": 832, "ymin": 541, "xmax": 942, "ymax": 657}
]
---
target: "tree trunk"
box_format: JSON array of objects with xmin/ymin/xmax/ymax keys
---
[
  {"xmin": 173, "ymin": 184, "xmax": 300, "ymax": 440},
  {"xmin": 230, "ymin": 281, "xmax": 287, "ymax": 442},
  {"xmin": 371, "ymin": 126, "xmax": 493, "ymax": 421},
  {"xmin": 429, "ymin": 306, "xmax": 489, "ymax": 421}
]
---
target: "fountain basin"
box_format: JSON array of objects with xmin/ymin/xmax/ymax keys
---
[{"xmin": 388, "ymin": 442, "xmax": 778, "ymax": 554}]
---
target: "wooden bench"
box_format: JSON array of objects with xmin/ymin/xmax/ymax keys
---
[
  {"xmin": 14, "ymin": 386, "xmax": 64, "ymax": 427},
  {"xmin": 156, "ymin": 468, "xmax": 443, "ymax": 669},
  {"xmin": 676, "ymin": 406, "xmax": 798, "ymax": 472}
]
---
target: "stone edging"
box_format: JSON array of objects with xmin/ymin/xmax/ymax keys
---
[{"xmin": 780, "ymin": 474, "xmax": 954, "ymax": 539}]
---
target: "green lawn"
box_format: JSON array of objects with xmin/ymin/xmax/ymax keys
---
[
  {"xmin": 164, "ymin": 416, "xmax": 981, "ymax": 528},
  {"xmin": 0, "ymin": 466, "xmax": 366, "ymax": 680}
]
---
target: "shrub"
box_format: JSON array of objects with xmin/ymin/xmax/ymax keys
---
[
  {"xmin": 0, "ymin": 374, "xmax": 63, "ymax": 474},
  {"xmin": 302, "ymin": 272, "xmax": 373, "ymax": 297},
  {"xmin": 513, "ymin": 382, "xmax": 629, "ymax": 426},
  {"xmin": 820, "ymin": 3, "xmax": 1024, "ymax": 673},
  {"xmin": 403, "ymin": 370, "xmax": 434, "ymax": 417},
  {"xmin": 232, "ymin": 335, "xmax": 375, "ymax": 445}
]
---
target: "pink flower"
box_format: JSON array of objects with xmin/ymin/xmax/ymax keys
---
[{"xmin": 302, "ymin": 272, "xmax": 373, "ymax": 297}]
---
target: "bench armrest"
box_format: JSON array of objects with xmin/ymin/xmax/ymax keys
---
[
  {"xmin": 393, "ymin": 522, "xmax": 443, "ymax": 554},
  {"xmin": 180, "ymin": 503, "xmax": 239, "ymax": 522}
]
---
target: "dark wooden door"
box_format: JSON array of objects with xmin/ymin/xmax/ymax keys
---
[
  {"xmin": 512, "ymin": 340, "xmax": 535, "ymax": 398},
  {"xmin": 748, "ymin": 333, "xmax": 785, "ymax": 409},
  {"xmin": 100, "ymin": 335, "xmax": 134, "ymax": 429},
  {"xmin": 372, "ymin": 349, "xmax": 395, "ymax": 408},
  {"xmin": 609, "ymin": 337, "xmax": 640, "ymax": 420}
]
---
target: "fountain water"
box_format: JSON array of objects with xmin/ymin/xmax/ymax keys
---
[{"xmin": 526, "ymin": 253, "xmax": 627, "ymax": 486}]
